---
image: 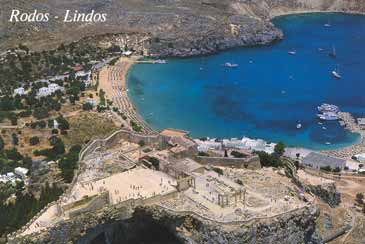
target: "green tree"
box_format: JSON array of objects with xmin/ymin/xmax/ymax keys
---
[
  {"xmin": 29, "ymin": 136, "xmax": 40, "ymax": 146},
  {"xmin": 33, "ymin": 107, "xmax": 49, "ymax": 120},
  {"xmin": 11, "ymin": 133, "xmax": 19, "ymax": 146},
  {"xmin": 56, "ymin": 116, "xmax": 70, "ymax": 130},
  {"xmin": 274, "ymin": 142, "xmax": 286, "ymax": 156},
  {"xmin": 0, "ymin": 136, "xmax": 4, "ymax": 151},
  {"xmin": 82, "ymin": 102, "xmax": 93, "ymax": 111},
  {"xmin": 356, "ymin": 193, "xmax": 364, "ymax": 205}
]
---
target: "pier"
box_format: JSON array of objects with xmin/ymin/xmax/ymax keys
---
[
  {"xmin": 323, "ymin": 112, "xmax": 365, "ymax": 159},
  {"xmin": 337, "ymin": 112, "xmax": 361, "ymax": 133}
]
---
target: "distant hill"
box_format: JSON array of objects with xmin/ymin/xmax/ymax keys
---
[{"xmin": 0, "ymin": 0, "xmax": 364, "ymax": 52}]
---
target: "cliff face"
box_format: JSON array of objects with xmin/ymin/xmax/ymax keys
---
[
  {"xmin": 11, "ymin": 205, "xmax": 321, "ymax": 244},
  {"xmin": 1, "ymin": 0, "xmax": 364, "ymax": 56}
]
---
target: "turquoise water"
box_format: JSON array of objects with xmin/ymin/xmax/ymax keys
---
[{"xmin": 128, "ymin": 13, "xmax": 365, "ymax": 150}]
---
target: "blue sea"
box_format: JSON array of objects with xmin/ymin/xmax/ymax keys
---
[{"xmin": 127, "ymin": 13, "xmax": 365, "ymax": 150}]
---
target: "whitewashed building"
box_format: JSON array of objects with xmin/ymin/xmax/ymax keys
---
[
  {"xmin": 122, "ymin": 50, "xmax": 133, "ymax": 56},
  {"xmin": 37, "ymin": 83, "xmax": 63, "ymax": 97},
  {"xmin": 53, "ymin": 119, "xmax": 59, "ymax": 129},
  {"xmin": 354, "ymin": 153, "xmax": 365, "ymax": 163},
  {"xmin": 48, "ymin": 83, "xmax": 62, "ymax": 93},
  {"xmin": 76, "ymin": 70, "xmax": 92, "ymax": 87},
  {"xmin": 222, "ymin": 137, "xmax": 276, "ymax": 154},
  {"xmin": 195, "ymin": 139, "xmax": 222, "ymax": 152},
  {"xmin": 14, "ymin": 87, "xmax": 25, "ymax": 96},
  {"xmin": 37, "ymin": 87, "xmax": 52, "ymax": 97},
  {"xmin": 0, "ymin": 172, "xmax": 19, "ymax": 184},
  {"xmin": 14, "ymin": 167, "xmax": 29, "ymax": 179}
]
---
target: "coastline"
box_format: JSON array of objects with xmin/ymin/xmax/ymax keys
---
[
  {"xmin": 123, "ymin": 58, "xmax": 364, "ymax": 159},
  {"xmin": 118, "ymin": 11, "xmax": 365, "ymax": 159},
  {"xmin": 270, "ymin": 10, "xmax": 365, "ymax": 19},
  {"xmin": 98, "ymin": 56, "xmax": 155, "ymax": 134}
]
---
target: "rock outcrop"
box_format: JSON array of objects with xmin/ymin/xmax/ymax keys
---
[
  {"xmin": 11, "ymin": 204, "xmax": 322, "ymax": 244},
  {"xmin": 1, "ymin": 0, "xmax": 365, "ymax": 56}
]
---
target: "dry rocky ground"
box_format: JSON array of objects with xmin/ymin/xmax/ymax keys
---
[{"xmin": 1, "ymin": 0, "xmax": 364, "ymax": 56}]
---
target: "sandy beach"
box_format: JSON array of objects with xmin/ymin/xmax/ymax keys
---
[
  {"xmin": 98, "ymin": 56, "xmax": 154, "ymax": 134},
  {"xmin": 98, "ymin": 57, "xmax": 135, "ymax": 99}
]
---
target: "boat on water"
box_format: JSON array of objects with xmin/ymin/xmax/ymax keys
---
[
  {"xmin": 332, "ymin": 70, "xmax": 341, "ymax": 79},
  {"xmin": 288, "ymin": 50, "xmax": 297, "ymax": 55},
  {"xmin": 332, "ymin": 65, "xmax": 341, "ymax": 79},
  {"xmin": 296, "ymin": 123, "xmax": 302, "ymax": 129},
  {"xmin": 318, "ymin": 103, "xmax": 339, "ymax": 113},
  {"xmin": 325, "ymin": 142, "xmax": 331, "ymax": 145},
  {"xmin": 153, "ymin": 59, "xmax": 167, "ymax": 64},
  {"xmin": 324, "ymin": 22, "xmax": 331, "ymax": 28},
  {"xmin": 329, "ymin": 45, "xmax": 336, "ymax": 58},
  {"xmin": 317, "ymin": 112, "xmax": 339, "ymax": 121},
  {"xmin": 322, "ymin": 126, "xmax": 327, "ymax": 130},
  {"xmin": 222, "ymin": 62, "xmax": 239, "ymax": 68}
]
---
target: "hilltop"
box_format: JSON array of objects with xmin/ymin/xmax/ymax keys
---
[{"xmin": 0, "ymin": 0, "xmax": 364, "ymax": 54}]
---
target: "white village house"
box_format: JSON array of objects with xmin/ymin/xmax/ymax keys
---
[
  {"xmin": 37, "ymin": 83, "xmax": 63, "ymax": 97},
  {"xmin": 14, "ymin": 167, "xmax": 29, "ymax": 179},
  {"xmin": 13, "ymin": 87, "xmax": 25, "ymax": 96},
  {"xmin": 75, "ymin": 70, "xmax": 92, "ymax": 87}
]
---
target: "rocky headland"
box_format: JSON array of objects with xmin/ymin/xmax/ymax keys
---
[
  {"xmin": 10, "ymin": 204, "xmax": 321, "ymax": 244},
  {"xmin": 1, "ymin": 0, "xmax": 365, "ymax": 57}
]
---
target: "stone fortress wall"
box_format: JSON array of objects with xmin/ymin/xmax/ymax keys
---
[
  {"xmin": 9, "ymin": 195, "xmax": 318, "ymax": 244},
  {"xmin": 8, "ymin": 128, "xmax": 262, "ymax": 242},
  {"xmin": 196, "ymin": 155, "xmax": 261, "ymax": 170}
]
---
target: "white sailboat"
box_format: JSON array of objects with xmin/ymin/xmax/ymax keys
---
[
  {"xmin": 329, "ymin": 45, "xmax": 336, "ymax": 58},
  {"xmin": 324, "ymin": 21, "xmax": 331, "ymax": 27},
  {"xmin": 332, "ymin": 65, "xmax": 341, "ymax": 79},
  {"xmin": 288, "ymin": 49, "xmax": 297, "ymax": 55},
  {"xmin": 222, "ymin": 62, "xmax": 239, "ymax": 68}
]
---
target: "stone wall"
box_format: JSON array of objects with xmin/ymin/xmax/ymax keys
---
[
  {"xmin": 67, "ymin": 192, "xmax": 110, "ymax": 218},
  {"xmin": 196, "ymin": 155, "xmax": 261, "ymax": 170},
  {"xmin": 10, "ymin": 201, "xmax": 321, "ymax": 244}
]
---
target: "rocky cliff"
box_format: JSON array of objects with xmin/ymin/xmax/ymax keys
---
[
  {"xmin": 11, "ymin": 204, "xmax": 322, "ymax": 244},
  {"xmin": 1, "ymin": 0, "xmax": 364, "ymax": 56}
]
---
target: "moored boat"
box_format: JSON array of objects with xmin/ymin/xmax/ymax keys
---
[
  {"xmin": 317, "ymin": 112, "xmax": 339, "ymax": 121},
  {"xmin": 222, "ymin": 62, "xmax": 239, "ymax": 68},
  {"xmin": 329, "ymin": 45, "xmax": 336, "ymax": 58},
  {"xmin": 318, "ymin": 103, "xmax": 339, "ymax": 113},
  {"xmin": 153, "ymin": 59, "xmax": 167, "ymax": 64},
  {"xmin": 332, "ymin": 70, "xmax": 341, "ymax": 79}
]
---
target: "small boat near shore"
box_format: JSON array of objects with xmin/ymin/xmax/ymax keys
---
[
  {"xmin": 153, "ymin": 59, "xmax": 167, "ymax": 64},
  {"xmin": 318, "ymin": 103, "xmax": 339, "ymax": 113},
  {"xmin": 288, "ymin": 50, "xmax": 297, "ymax": 55},
  {"xmin": 318, "ymin": 112, "xmax": 339, "ymax": 121},
  {"xmin": 296, "ymin": 123, "xmax": 302, "ymax": 129},
  {"xmin": 324, "ymin": 22, "xmax": 331, "ymax": 28}
]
